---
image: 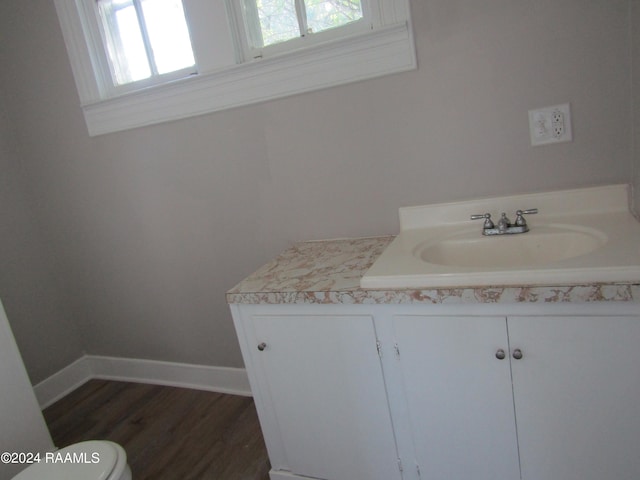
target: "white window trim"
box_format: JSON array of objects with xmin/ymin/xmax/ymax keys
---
[
  {"xmin": 231, "ymin": 0, "xmax": 379, "ymax": 60},
  {"xmin": 54, "ymin": 0, "xmax": 417, "ymax": 136}
]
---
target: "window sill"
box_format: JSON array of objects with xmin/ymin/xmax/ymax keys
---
[{"xmin": 81, "ymin": 22, "xmax": 416, "ymax": 136}]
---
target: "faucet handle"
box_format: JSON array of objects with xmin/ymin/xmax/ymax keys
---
[
  {"xmin": 515, "ymin": 208, "xmax": 538, "ymax": 226},
  {"xmin": 471, "ymin": 213, "xmax": 494, "ymax": 229}
]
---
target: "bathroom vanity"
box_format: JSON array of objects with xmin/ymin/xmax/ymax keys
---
[{"xmin": 227, "ymin": 185, "xmax": 640, "ymax": 480}]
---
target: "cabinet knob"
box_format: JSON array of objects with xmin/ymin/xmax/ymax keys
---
[
  {"xmin": 495, "ymin": 349, "xmax": 506, "ymax": 360},
  {"xmin": 512, "ymin": 348, "xmax": 523, "ymax": 360},
  {"xmin": 257, "ymin": 342, "xmax": 267, "ymax": 351}
]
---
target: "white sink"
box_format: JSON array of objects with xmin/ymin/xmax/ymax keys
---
[
  {"xmin": 416, "ymin": 225, "xmax": 607, "ymax": 269},
  {"xmin": 361, "ymin": 184, "xmax": 640, "ymax": 289}
]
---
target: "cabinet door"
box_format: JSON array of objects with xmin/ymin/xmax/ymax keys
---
[
  {"xmin": 392, "ymin": 315, "xmax": 520, "ymax": 480},
  {"xmin": 509, "ymin": 315, "xmax": 640, "ymax": 480},
  {"xmin": 248, "ymin": 314, "xmax": 401, "ymax": 480}
]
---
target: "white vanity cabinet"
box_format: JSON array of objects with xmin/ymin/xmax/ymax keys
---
[
  {"xmin": 384, "ymin": 311, "xmax": 640, "ymax": 480},
  {"xmin": 230, "ymin": 304, "xmax": 403, "ymax": 480},
  {"xmin": 231, "ymin": 302, "xmax": 640, "ymax": 480}
]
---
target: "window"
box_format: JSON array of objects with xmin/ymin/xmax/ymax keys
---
[
  {"xmin": 95, "ymin": 0, "xmax": 195, "ymax": 89},
  {"xmin": 54, "ymin": 0, "xmax": 416, "ymax": 135},
  {"xmin": 237, "ymin": 0, "xmax": 370, "ymax": 56}
]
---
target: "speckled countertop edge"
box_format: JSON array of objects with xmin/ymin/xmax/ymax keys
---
[{"xmin": 226, "ymin": 236, "xmax": 640, "ymax": 305}]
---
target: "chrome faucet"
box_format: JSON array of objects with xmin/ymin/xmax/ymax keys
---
[{"xmin": 471, "ymin": 209, "xmax": 538, "ymax": 236}]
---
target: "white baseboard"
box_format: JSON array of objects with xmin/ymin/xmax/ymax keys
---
[
  {"xmin": 34, "ymin": 355, "xmax": 250, "ymax": 409},
  {"xmin": 33, "ymin": 356, "xmax": 94, "ymax": 409},
  {"xmin": 269, "ymin": 471, "xmax": 307, "ymax": 480}
]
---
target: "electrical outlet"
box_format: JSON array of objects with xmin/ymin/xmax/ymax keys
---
[
  {"xmin": 528, "ymin": 103, "xmax": 572, "ymax": 146},
  {"xmin": 551, "ymin": 109, "xmax": 564, "ymax": 137}
]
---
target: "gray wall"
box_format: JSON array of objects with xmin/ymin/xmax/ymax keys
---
[
  {"xmin": 0, "ymin": 85, "xmax": 84, "ymax": 384},
  {"xmin": 633, "ymin": 0, "xmax": 640, "ymax": 216},
  {"xmin": 0, "ymin": 0, "xmax": 635, "ymax": 381}
]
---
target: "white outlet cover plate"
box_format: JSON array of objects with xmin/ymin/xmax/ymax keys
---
[{"xmin": 528, "ymin": 103, "xmax": 572, "ymax": 146}]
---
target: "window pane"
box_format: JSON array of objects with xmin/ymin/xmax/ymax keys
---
[
  {"xmin": 305, "ymin": 0, "xmax": 363, "ymax": 34},
  {"xmin": 140, "ymin": 0, "xmax": 195, "ymax": 74},
  {"xmin": 244, "ymin": 0, "xmax": 300, "ymax": 48},
  {"xmin": 97, "ymin": 0, "xmax": 151, "ymax": 84}
]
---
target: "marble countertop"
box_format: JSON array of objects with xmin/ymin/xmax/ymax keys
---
[{"xmin": 226, "ymin": 236, "xmax": 640, "ymax": 305}]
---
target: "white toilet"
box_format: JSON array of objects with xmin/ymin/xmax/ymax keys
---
[
  {"xmin": 0, "ymin": 299, "xmax": 132, "ymax": 480},
  {"xmin": 12, "ymin": 440, "xmax": 132, "ymax": 480}
]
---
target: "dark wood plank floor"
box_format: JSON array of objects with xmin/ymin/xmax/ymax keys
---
[{"xmin": 43, "ymin": 380, "xmax": 270, "ymax": 480}]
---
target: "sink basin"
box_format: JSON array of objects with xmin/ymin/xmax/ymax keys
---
[
  {"xmin": 415, "ymin": 226, "xmax": 607, "ymax": 269},
  {"xmin": 360, "ymin": 184, "xmax": 640, "ymax": 289}
]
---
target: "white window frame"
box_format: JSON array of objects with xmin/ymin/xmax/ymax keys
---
[
  {"xmin": 232, "ymin": 0, "xmax": 379, "ymax": 60},
  {"xmin": 54, "ymin": 0, "xmax": 416, "ymax": 136},
  {"xmin": 79, "ymin": 0, "xmax": 197, "ymax": 96}
]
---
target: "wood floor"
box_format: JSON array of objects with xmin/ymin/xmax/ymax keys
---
[{"xmin": 43, "ymin": 380, "xmax": 271, "ymax": 480}]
